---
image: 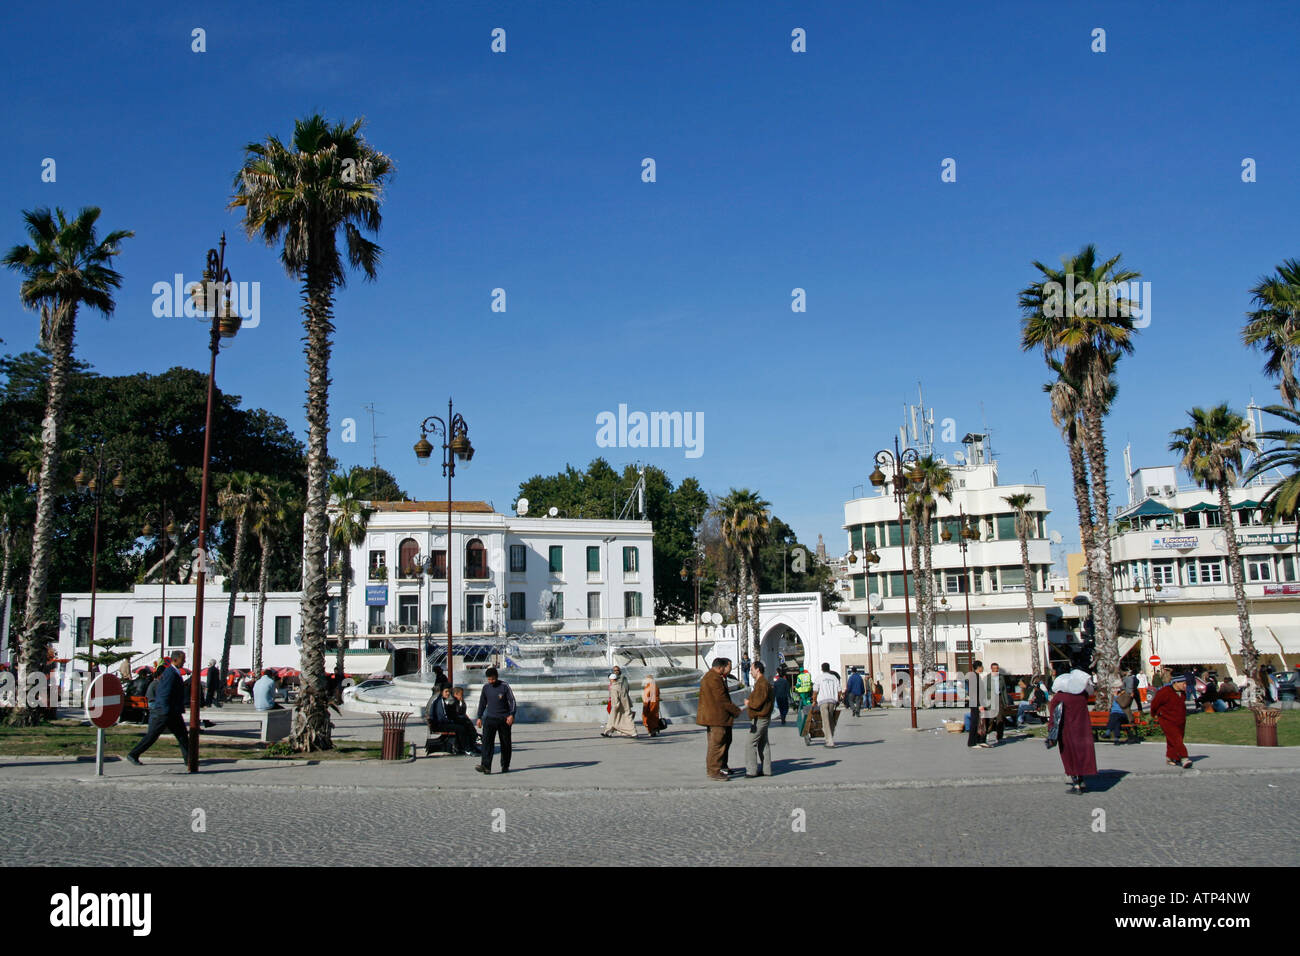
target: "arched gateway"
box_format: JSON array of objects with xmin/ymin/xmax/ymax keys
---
[{"xmin": 753, "ymin": 593, "xmax": 851, "ymax": 678}]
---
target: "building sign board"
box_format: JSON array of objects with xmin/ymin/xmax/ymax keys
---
[
  {"xmin": 365, "ymin": 585, "xmax": 388, "ymax": 606},
  {"xmin": 1263, "ymin": 584, "xmax": 1300, "ymax": 596},
  {"xmin": 1151, "ymin": 535, "xmax": 1198, "ymax": 550}
]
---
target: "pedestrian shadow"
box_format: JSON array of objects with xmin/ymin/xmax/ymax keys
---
[
  {"xmin": 500, "ymin": 761, "xmax": 599, "ymax": 773},
  {"xmin": 772, "ymin": 757, "xmax": 840, "ymax": 773},
  {"xmin": 1084, "ymin": 771, "xmax": 1129, "ymax": 792}
]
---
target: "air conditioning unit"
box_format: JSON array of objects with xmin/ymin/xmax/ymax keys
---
[
  {"xmin": 1163, "ymin": 486, "xmax": 1175, "ymax": 496},
  {"xmin": 1146, "ymin": 486, "xmax": 1158, "ymax": 497},
  {"xmin": 397, "ymin": 624, "xmax": 410, "ymax": 634}
]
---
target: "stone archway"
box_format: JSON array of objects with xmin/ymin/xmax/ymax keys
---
[{"xmin": 760, "ymin": 622, "xmax": 805, "ymax": 679}]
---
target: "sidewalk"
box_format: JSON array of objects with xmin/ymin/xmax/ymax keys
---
[{"xmin": 5, "ymin": 705, "xmax": 1296, "ymax": 793}]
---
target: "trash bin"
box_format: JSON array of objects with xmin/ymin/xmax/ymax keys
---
[
  {"xmin": 379, "ymin": 710, "xmax": 410, "ymax": 760},
  {"xmin": 1255, "ymin": 708, "xmax": 1280, "ymax": 747}
]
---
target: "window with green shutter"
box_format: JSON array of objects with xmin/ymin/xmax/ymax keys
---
[
  {"xmin": 549, "ymin": 545, "xmax": 563, "ymax": 573},
  {"xmin": 231, "ymin": 616, "xmax": 246, "ymax": 646},
  {"xmin": 587, "ymin": 546, "xmax": 600, "ymax": 573},
  {"xmin": 852, "ymin": 575, "xmax": 866, "ymax": 599},
  {"xmin": 623, "ymin": 547, "xmax": 638, "ymax": 572},
  {"xmin": 274, "ymin": 616, "xmax": 291, "ymax": 645},
  {"xmin": 850, "ymin": 526, "xmax": 863, "ymax": 550},
  {"xmin": 996, "ymin": 514, "xmax": 1018, "ymax": 540}
]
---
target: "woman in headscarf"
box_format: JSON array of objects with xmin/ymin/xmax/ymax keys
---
[
  {"xmin": 641, "ymin": 673, "xmax": 664, "ymax": 736},
  {"xmin": 601, "ymin": 665, "xmax": 638, "ymax": 738},
  {"xmin": 1149, "ymin": 672, "xmax": 1193, "ymax": 768},
  {"xmin": 1048, "ymin": 659, "xmax": 1098, "ymax": 793}
]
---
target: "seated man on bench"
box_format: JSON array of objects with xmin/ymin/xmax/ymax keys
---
[{"xmin": 427, "ymin": 685, "xmax": 478, "ymax": 755}]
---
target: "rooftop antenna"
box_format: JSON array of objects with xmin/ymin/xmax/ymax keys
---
[
  {"xmin": 618, "ymin": 465, "xmax": 648, "ymax": 520},
  {"xmin": 362, "ymin": 402, "xmax": 385, "ymax": 468}
]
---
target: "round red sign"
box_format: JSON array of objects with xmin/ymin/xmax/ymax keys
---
[
  {"xmin": 1148, "ymin": 655, "xmax": 1161, "ymax": 668},
  {"xmin": 85, "ymin": 673, "xmax": 124, "ymax": 728}
]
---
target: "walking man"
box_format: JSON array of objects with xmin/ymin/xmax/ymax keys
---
[
  {"xmin": 846, "ymin": 667, "xmax": 866, "ymax": 717},
  {"xmin": 812, "ymin": 662, "xmax": 842, "ymax": 747},
  {"xmin": 743, "ymin": 660, "xmax": 773, "ymax": 778},
  {"xmin": 126, "ymin": 653, "xmax": 189, "ymax": 765},
  {"xmin": 204, "ymin": 659, "xmax": 221, "ymax": 707},
  {"xmin": 475, "ymin": 667, "xmax": 516, "ymax": 774},
  {"xmin": 697, "ymin": 657, "xmax": 740, "ymax": 781},
  {"xmin": 772, "ymin": 670, "xmax": 791, "ymax": 725},
  {"xmin": 967, "ymin": 660, "xmax": 989, "ymax": 748}
]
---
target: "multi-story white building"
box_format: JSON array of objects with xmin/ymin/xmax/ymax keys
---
[
  {"xmin": 327, "ymin": 501, "xmax": 656, "ymax": 673},
  {"xmin": 56, "ymin": 501, "xmax": 656, "ymax": 680},
  {"xmin": 836, "ymin": 434, "xmax": 1056, "ymax": 679},
  {"xmin": 1111, "ymin": 458, "xmax": 1299, "ymax": 679}
]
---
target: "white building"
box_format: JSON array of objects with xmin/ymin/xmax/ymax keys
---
[
  {"xmin": 56, "ymin": 501, "xmax": 657, "ymax": 680},
  {"xmin": 1111, "ymin": 456, "xmax": 1300, "ymax": 679},
  {"xmin": 327, "ymin": 501, "xmax": 656, "ymax": 673},
  {"xmin": 836, "ymin": 434, "xmax": 1056, "ymax": 679}
]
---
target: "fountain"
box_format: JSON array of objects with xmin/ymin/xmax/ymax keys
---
[{"xmin": 349, "ymin": 590, "xmax": 720, "ymax": 721}]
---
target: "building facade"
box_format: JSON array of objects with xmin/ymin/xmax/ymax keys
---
[{"xmin": 836, "ymin": 434, "xmax": 1055, "ymax": 679}]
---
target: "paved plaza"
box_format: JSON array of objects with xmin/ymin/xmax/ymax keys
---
[{"xmin": 2, "ymin": 706, "xmax": 1296, "ymax": 866}]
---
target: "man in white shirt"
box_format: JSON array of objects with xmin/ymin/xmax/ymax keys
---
[{"xmin": 811, "ymin": 663, "xmax": 843, "ymax": 747}]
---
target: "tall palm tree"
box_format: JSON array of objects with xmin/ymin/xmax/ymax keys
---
[
  {"xmin": 327, "ymin": 470, "xmax": 375, "ymax": 680},
  {"xmin": 231, "ymin": 116, "xmax": 393, "ymax": 751},
  {"xmin": 249, "ymin": 477, "xmax": 299, "ymax": 676},
  {"xmin": 904, "ymin": 490, "xmax": 932, "ymax": 681},
  {"xmin": 3, "ymin": 207, "xmax": 132, "ymax": 725},
  {"xmin": 1003, "ymin": 493, "xmax": 1042, "ymax": 676},
  {"xmin": 216, "ymin": 471, "xmax": 258, "ymax": 688},
  {"xmin": 713, "ymin": 489, "xmax": 771, "ymax": 661},
  {"xmin": 914, "ymin": 456, "xmax": 953, "ymax": 682},
  {"xmin": 1242, "ymin": 259, "xmax": 1300, "ymax": 410},
  {"xmin": 1169, "ymin": 406, "xmax": 1261, "ymax": 694},
  {"xmin": 1021, "ymin": 245, "xmax": 1139, "ymax": 706}
]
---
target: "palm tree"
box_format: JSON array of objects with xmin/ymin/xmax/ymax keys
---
[
  {"xmin": 914, "ymin": 456, "xmax": 953, "ymax": 684},
  {"xmin": 3, "ymin": 207, "xmax": 132, "ymax": 725},
  {"xmin": 1242, "ymin": 259, "xmax": 1300, "ymax": 410},
  {"xmin": 713, "ymin": 489, "xmax": 771, "ymax": 661},
  {"xmin": 216, "ymin": 471, "xmax": 258, "ymax": 688},
  {"xmin": 904, "ymin": 490, "xmax": 930, "ymax": 679},
  {"xmin": 1, "ymin": 487, "xmax": 32, "ymax": 664},
  {"xmin": 1021, "ymin": 245, "xmax": 1140, "ymax": 706},
  {"xmin": 1003, "ymin": 493, "xmax": 1042, "ymax": 676},
  {"xmin": 1169, "ymin": 406, "xmax": 1261, "ymax": 695},
  {"xmin": 327, "ymin": 470, "xmax": 375, "ymax": 681},
  {"xmin": 231, "ymin": 116, "xmax": 393, "ymax": 751},
  {"xmin": 249, "ymin": 477, "xmax": 299, "ymax": 676}
]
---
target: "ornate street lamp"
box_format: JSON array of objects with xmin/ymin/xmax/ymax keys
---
[
  {"xmin": 141, "ymin": 506, "xmax": 179, "ymax": 662},
  {"xmin": 680, "ymin": 553, "xmax": 707, "ymax": 670},
  {"xmin": 186, "ymin": 234, "xmax": 241, "ymax": 773},
  {"xmin": 941, "ymin": 506, "xmax": 979, "ymax": 673},
  {"xmin": 870, "ymin": 435, "xmax": 921, "ymax": 728},
  {"xmin": 415, "ymin": 399, "xmax": 473, "ymax": 685},
  {"xmin": 77, "ymin": 445, "xmax": 126, "ymax": 674},
  {"xmin": 846, "ymin": 544, "xmax": 881, "ymax": 698}
]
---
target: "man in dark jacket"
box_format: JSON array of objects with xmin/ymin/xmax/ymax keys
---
[
  {"xmin": 743, "ymin": 660, "xmax": 774, "ymax": 778},
  {"xmin": 475, "ymin": 668, "xmax": 516, "ymax": 774},
  {"xmin": 428, "ymin": 685, "xmax": 477, "ymax": 755},
  {"xmin": 127, "ymin": 654, "xmax": 190, "ymax": 765},
  {"xmin": 697, "ymin": 658, "xmax": 741, "ymax": 780}
]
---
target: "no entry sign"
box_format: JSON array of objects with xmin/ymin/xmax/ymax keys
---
[
  {"xmin": 1148, "ymin": 655, "xmax": 1161, "ymax": 668},
  {"xmin": 85, "ymin": 673, "xmax": 124, "ymax": 728}
]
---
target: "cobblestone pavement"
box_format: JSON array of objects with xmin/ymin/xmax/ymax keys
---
[{"xmin": 5, "ymin": 706, "xmax": 1296, "ymax": 865}]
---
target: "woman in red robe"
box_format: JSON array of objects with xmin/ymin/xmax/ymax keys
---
[
  {"xmin": 1149, "ymin": 674, "xmax": 1193, "ymax": 768},
  {"xmin": 1048, "ymin": 666, "xmax": 1098, "ymax": 793}
]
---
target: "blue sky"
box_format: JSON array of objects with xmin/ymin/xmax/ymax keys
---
[{"xmin": 3, "ymin": 0, "xmax": 1297, "ymax": 561}]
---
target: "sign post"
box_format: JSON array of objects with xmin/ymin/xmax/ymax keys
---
[
  {"xmin": 1148, "ymin": 654, "xmax": 1161, "ymax": 669},
  {"xmin": 85, "ymin": 673, "xmax": 124, "ymax": 777}
]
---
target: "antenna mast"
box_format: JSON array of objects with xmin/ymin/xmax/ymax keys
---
[{"xmin": 363, "ymin": 402, "xmax": 385, "ymax": 468}]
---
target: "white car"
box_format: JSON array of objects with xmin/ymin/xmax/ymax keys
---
[{"xmin": 341, "ymin": 678, "xmax": 392, "ymax": 702}]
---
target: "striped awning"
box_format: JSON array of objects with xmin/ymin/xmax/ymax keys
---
[{"xmin": 1159, "ymin": 628, "xmax": 1231, "ymax": 665}]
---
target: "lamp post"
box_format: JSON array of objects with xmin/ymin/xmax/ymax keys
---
[
  {"xmin": 141, "ymin": 506, "xmax": 178, "ymax": 662},
  {"xmin": 941, "ymin": 506, "xmax": 978, "ymax": 673},
  {"xmin": 846, "ymin": 543, "xmax": 881, "ymax": 703},
  {"xmin": 1133, "ymin": 579, "xmax": 1162, "ymax": 659},
  {"xmin": 869, "ymin": 436, "xmax": 922, "ymax": 728},
  {"xmin": 680, "ymin": 554, "xmax": 707, "ymax": 670},
  {"xmin": 186, "ymin": 234, "xmax": 242, "ymax": 773},
  {"xmin": 414, "ymin": 399, "xmax": 473, "ymax": 686},
  {"xmin": 74, "ymin": 447, "xmax": 126, "ymax": 674}
]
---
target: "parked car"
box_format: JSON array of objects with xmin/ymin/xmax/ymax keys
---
[
  {"xmin": 1274, "ymin": 671, "xmax": 1298, "ymax": 702},
  {"xmin": 927, "ymin": 679, "xmax": 969, "ymax": 708}
]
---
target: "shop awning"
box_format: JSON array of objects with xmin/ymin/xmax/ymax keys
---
[
  {"xmin": 1183, "ymin": 502, "xmax": 1218, "ymax": 513},
  {"xmin": 977, "ymin": 640, "xmax": 1034, "ymax": 674},
  {"xmin": 1232, "ymin": 499, "xmax": 1261, "ymax": 510},
  {"xmin": 1215, "ymin": 625, "xmax": 1282, "ymax": 656},
  {"xmin": 1266, "ymin": 626, "xmax": 1300, "ymax": 654},
  {"xmin": 1122, "ymin": 499, "xmax": 1176, "ymax": 518},
  {"xmin": 1159, "ymin": 628, "xmax": 1231, "ymax": 665}
]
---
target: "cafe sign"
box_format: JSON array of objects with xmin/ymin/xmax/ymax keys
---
[
  {"xmin": 365, "ymin": 585, "xmax": 388, "ymax": 606},
  {"xmin": 1151, "ymin": 535, "xmax": 1198, "ymax": 550}
]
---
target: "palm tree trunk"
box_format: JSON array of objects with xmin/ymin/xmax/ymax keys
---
[
  {"xmin": 1080, "ymin": 397, "xmax": 1119, "ymax": 708},
  {"xmin": 921, "ymin": 505, "xmax": 938, "ymax": 677},
  {"xmin": 253, "ymin": 532, "xmax": 269, "ymax": 675},
  {"xmin": 1065, "ymin": 424, "xmax": 1099, "ymax": 599},
  {"xmin": 292, "ymin": 274, "xmax": 334, "ymax": 751},
  {"xmin": 1018, "ymin": 516, "xmax": 1041, "ymax": 676},
  {"xmin": 219, "ymin": 513, "xmax": 247, "ymax": 691},
  {"xmin": 1219, "ymin": 484, "xmax": 1259, "ymax": 689},
  {"xmin": 11, "ymin": 311, "xmax": 75, "ymax": 726},
  {"xmin": 749, "ymin": 549, "xmax": 762, "ymax": 662},
  {"xmin": 335, "ymin": 551, "xmax": 352, "ymax": 680},
  {"xmin": 909, "ymin": 515, "xmax": 932, "ymax": 684}
]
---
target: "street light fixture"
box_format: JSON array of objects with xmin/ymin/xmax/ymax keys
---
[
  {"xmin": 414, "ymin": 399, "xmax": 473, "ymax": 686},
  {"xmin": 141, "ymin": 506, "xmax": 179, "ymax": 662},
  {"xmin": 846, "ymin": 544, "xmax": 881, "ymax": 698},
  {"xmin": 871, "ymin": 436, "xmax": 921, "ymax": 728},
  {"xmin": 186, "ymin": 234, "xmax": 241, "ymax": 774},
  {"xmin": 77, "ymin": 445, "xmax": 126, "ymax": 674},
  {"xmin": 941, "ymin": 506, "xmax": 979, "ymax": 673}
]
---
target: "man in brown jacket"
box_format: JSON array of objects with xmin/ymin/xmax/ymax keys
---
[
  {"xmin": 743, "ymin": 660, "xmax": 774, "ymax": 778},
  {"xmin": 697, "ymin": 657, "xmax": 741, "ymax": 780}
]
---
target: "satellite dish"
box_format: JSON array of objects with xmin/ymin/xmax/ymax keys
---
[
  {"xmin": 515, "ymin": 497, "xmax": 529, "ymax": 516},
  {"xmin": 708, "ymin": 612, "xmax": 723, "ymax": 625},
  {"xmin": 548, "ymin": 506, "xmax": 558, "ymax": 517},
  {"xmin": 953, "ymin": 451, "xmax": 966, "ymax": 464},
  {"xmin": 868, "ymin": 593, "xmax": 883, "ymax": 611},
  {"xmin": 1049, "ymin": 530, "xmax": 1063, "ymax": 544}
]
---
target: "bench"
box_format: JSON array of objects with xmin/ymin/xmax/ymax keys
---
[
  {"xmin": 1089, "ymin": 709, "xmax": 1137, "ymax": 741},
  {"xmin": 199, "ymin": 707, "xmax": 292, "ymax": 743}
]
